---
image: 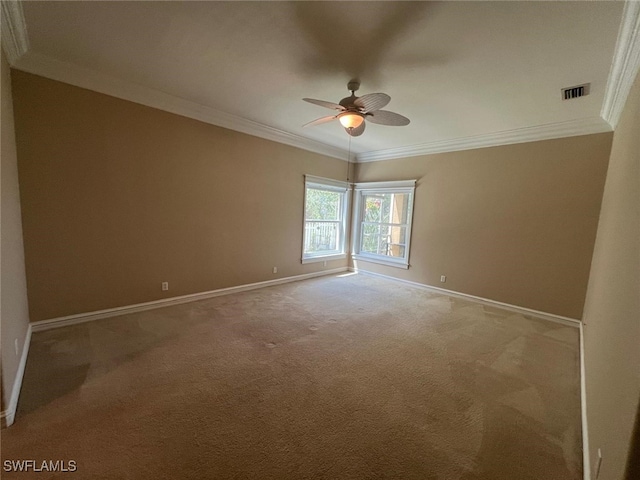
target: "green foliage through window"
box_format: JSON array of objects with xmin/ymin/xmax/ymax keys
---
[
  {"xmin": 360, "ymin": 192, "xmax": 411, "ymax": 259},
  {"xmin": 305, "ymin": 188, "xmax": 341, "ymax": 221}
]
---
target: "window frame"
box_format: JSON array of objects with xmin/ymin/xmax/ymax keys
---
[
  {"xmin": 301, "ymin": 175, "xmax": 350, "ymax": 264},
  {"xmin": 352, "ymin": 180, "xmax": 416, "ymax": 269}
]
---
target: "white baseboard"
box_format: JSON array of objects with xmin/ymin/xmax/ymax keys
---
[
  {"xmin": 8, "ymin": 265, "xmax": 590, "ymax": 464},
  {"xmin": 580, "ymin": 322, "xmax": 591, "ymax": 480},
  {"xmin": 31, "ymin": 268, "xmax": 348, "ymax": 332},
  {"xmin": 1, "ymin": 324, "xmax": 32, "ymax": 428},
  {"xmin": 350, "ymin": 267, "xmax": 581, "ymax": 328}
]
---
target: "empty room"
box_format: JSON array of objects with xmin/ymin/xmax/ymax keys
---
[{"xmin": 1, "ymin": 1, "xmax": 638, "ymax": 479}]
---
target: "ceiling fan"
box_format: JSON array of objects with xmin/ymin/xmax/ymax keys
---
[{"xmin": 302, "ymin": 81, "xmax": 410, "ymax": 137}]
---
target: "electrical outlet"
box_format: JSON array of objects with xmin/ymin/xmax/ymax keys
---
[
  {"xmin": 14, "ymin": 339, "xmax": 19, "ymax": 356},
  {"xmin": 272, "ymin": 267, "xmax": 278, "ymax": 274},
  {"xmin": 323, "ymin": 261, "xmax": 327, "ymax": 267},
  {"xmin": 162, "ymin": 282, "xmax": 169, "ymax": 291},
  {"xmin": 595, "ymin": 448, "xmax": 603, "ymax": 479},
  {"xmin": 440, "ymin": 275, "xmax": 446, "ymax": 283}
]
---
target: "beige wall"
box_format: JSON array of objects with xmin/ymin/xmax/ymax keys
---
[
  {"xmin": 1, "ymin": 50, "xmax": 31, "ymax": 416},
  {"xmin": 582, "ymin": 70, "xmax": 640, "ymax": 479},
  {"xmin": 11, "ymin": 71, "xmax": 614, "ymax": 324},
  {"xmin": 355, "ymin": 133, "xmax": 612, "ymax": 319},
  {"xmin": 11, "ymin": 71, "xmax": 350, "ymax": 322}
]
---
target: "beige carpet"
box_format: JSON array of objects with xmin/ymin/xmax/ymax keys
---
[{"xmin": 1, "ymin": 273, "xmax": 581, "ymax": 479}]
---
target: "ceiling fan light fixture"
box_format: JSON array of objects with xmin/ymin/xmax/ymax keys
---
[
  {"xmin": 303, "ymin": 83, "xmax": 409, "ymax": 135},
  {"xmin": 338, "ymin": 112, "xmax": 364, "ymax": 129}
]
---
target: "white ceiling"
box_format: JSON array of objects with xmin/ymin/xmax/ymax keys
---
[{"xmin": 4, "ymin": 1, "xmax": 636, "ymax": 161}]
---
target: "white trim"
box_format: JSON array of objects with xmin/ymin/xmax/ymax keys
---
[
  {"xmin": 0, "ymin": 0, "xmax": 29, "ymax": 65},
  {"xmin": 11, "ymin": 56, "xmax": 615, "ymax": 167},
  {"xmin": 350, "ymin": 267, "xmax": 581, "ymax": 328},
  {"xmin": 5, "ymin": 6, "xmax": 625, "ymax": 164},
  {"xmin": 1, "ymin": 324, "xmax": 32, "ymax": 428},
  {"xmin": 354, "ymin": 179, "xmax": 416, "ymax": 190},
  {"xmin": 580, "ymin": 322, "xmax": 591, "ymax": 480},
  {"xmin": 352, "ymin": 254, "xmax": 409, "ymax": 270},
  {"xmin": 301, "ymin": 253, "xmax": 347, "ymax": 264},
  {"xmin": 601, "ymin": 1, "xmax": 640, "ymax": 129},
  {"xmin": 10, "ymin": 52, "xmax": 616, "ymax": 165},
  {"xmin": 31, "ymin": 268, "xmax": 348, "ymax": 332},
  {"xmin": 356, "ymin": 117, "xmax": 612, "ymax": 163},
  {"xmin": 11, "ymin": 52, "xmax": 348, "ymax": 161},
  {"xmin": 304, "ymin": 175, "xmax": 349, "ymax": 190}
]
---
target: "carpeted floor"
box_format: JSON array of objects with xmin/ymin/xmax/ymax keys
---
[{"xmin": 1, "ymin": 273, "xmax": 582, "ymax": 479}]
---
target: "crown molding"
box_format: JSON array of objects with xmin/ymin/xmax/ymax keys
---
[
  {"xmin": 13, "ymin": 52, "xmax": 348, "ymax": 162},
  {"xmin": 1, "ymin": 0, "xmax": 29, "ymax": 64},
  {"xmin": 601, "ymin": 0, "xmax": 640, "ymax": 128},
  {"xmin": 10, "ymin": 48, "xmax": 618, "ymax": 165},
  {"xmin": 355, "ymin": 117, "xmax": 612, "ymax": 163}
]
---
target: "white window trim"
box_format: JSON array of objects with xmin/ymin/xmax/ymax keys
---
[
  {"xmin": 353, "ymin": 179, "xmax": 416, "ymax": 190},
  {"xmin": 302, "ymin": 175, "xmax": 351, "ymax": 263},
  {"xmin": 352, "ymin": 253, "xmax": 411, "ymax": 269},
  {"xmin": 352, "ymin": 179, "xmax": 416, "ymax": 269},
  {"xmin": 301, "ymin": 253, "xmax": 347, "ymax": 264},
  {"xmin": 304, "ymin": 175, "xmax": 349, "ymax": 190}
]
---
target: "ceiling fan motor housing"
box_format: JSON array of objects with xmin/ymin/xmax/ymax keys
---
[
  {"xmin": 339, "ymin": 94, "xmax": 359, "ymax": 109},
  {"xmin": 340, "ymin": 81, "xmax": 362, "ymax": 109}
]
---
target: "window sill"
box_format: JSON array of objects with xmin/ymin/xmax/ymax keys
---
[
  {"xmin": 301, "ymin": 253, "xmax": 347, "ymax": 264},
  {"xmin": 352, "ymin": 254, "xmax": 409, "ymax": 269}
]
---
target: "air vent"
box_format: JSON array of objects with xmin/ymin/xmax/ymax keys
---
[{"xmin": 562, "ymin": 83, "xmax": 590, "ymax": 100}]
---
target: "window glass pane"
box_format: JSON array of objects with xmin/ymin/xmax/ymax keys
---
[
  {"xmin": 390, "ymin": 193, "xmax": 410, "ymax": 224},
  {"xmin": 361, "ymin": 223, "xmax": 381, "ymax": 254},
  {"xmin": 363, "ymin": 192, "xmax": 410, "ymax": 225},
  {"xmin": 304, "ymin": 221, "xmax": 338, "ymax": 253},
  {"xmin": 305, "ymin": 188, "xmax": 341, "ymax": 220},
  {"xmin": 364, "ymin": 194, "xmax": 383, "ymax": 223},
  {"xmin": 360, "ymin": 225, "xmax": 407, "ymax": 258},
  {"xmin": 387, "ymin": 226, "xmax": 407, "ymax": 258},
  {"xmin": 380, "ymin": 194, "xmax": 392, "ymax": 223}
]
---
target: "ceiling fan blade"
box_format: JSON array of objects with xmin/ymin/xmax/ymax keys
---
[
  {"xmin": 354, "ymin": 93, "xmax": 390, "ymax": 113},
  {"xmin": 345, "ymin": 121, "xmax": 366, "ymax": 137},
  {"xmin": 366, "ymin": 110, "xmax": 410, "ymax": 126},
  {"xmin": 303, "ymin": 98, "xmax": 345, "ymax": 111},
  {"xmin": 303, "ymin": 115, "xmax": 337, "ymax": 128}
]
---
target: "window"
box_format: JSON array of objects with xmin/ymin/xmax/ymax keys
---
[
  {"xmin": 353, "ymin": 180, "xmax": 416, "ymax": 269},
  {"xmin": 302, "ymin": 175, "xmax": 349, "ymax": 263}
]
